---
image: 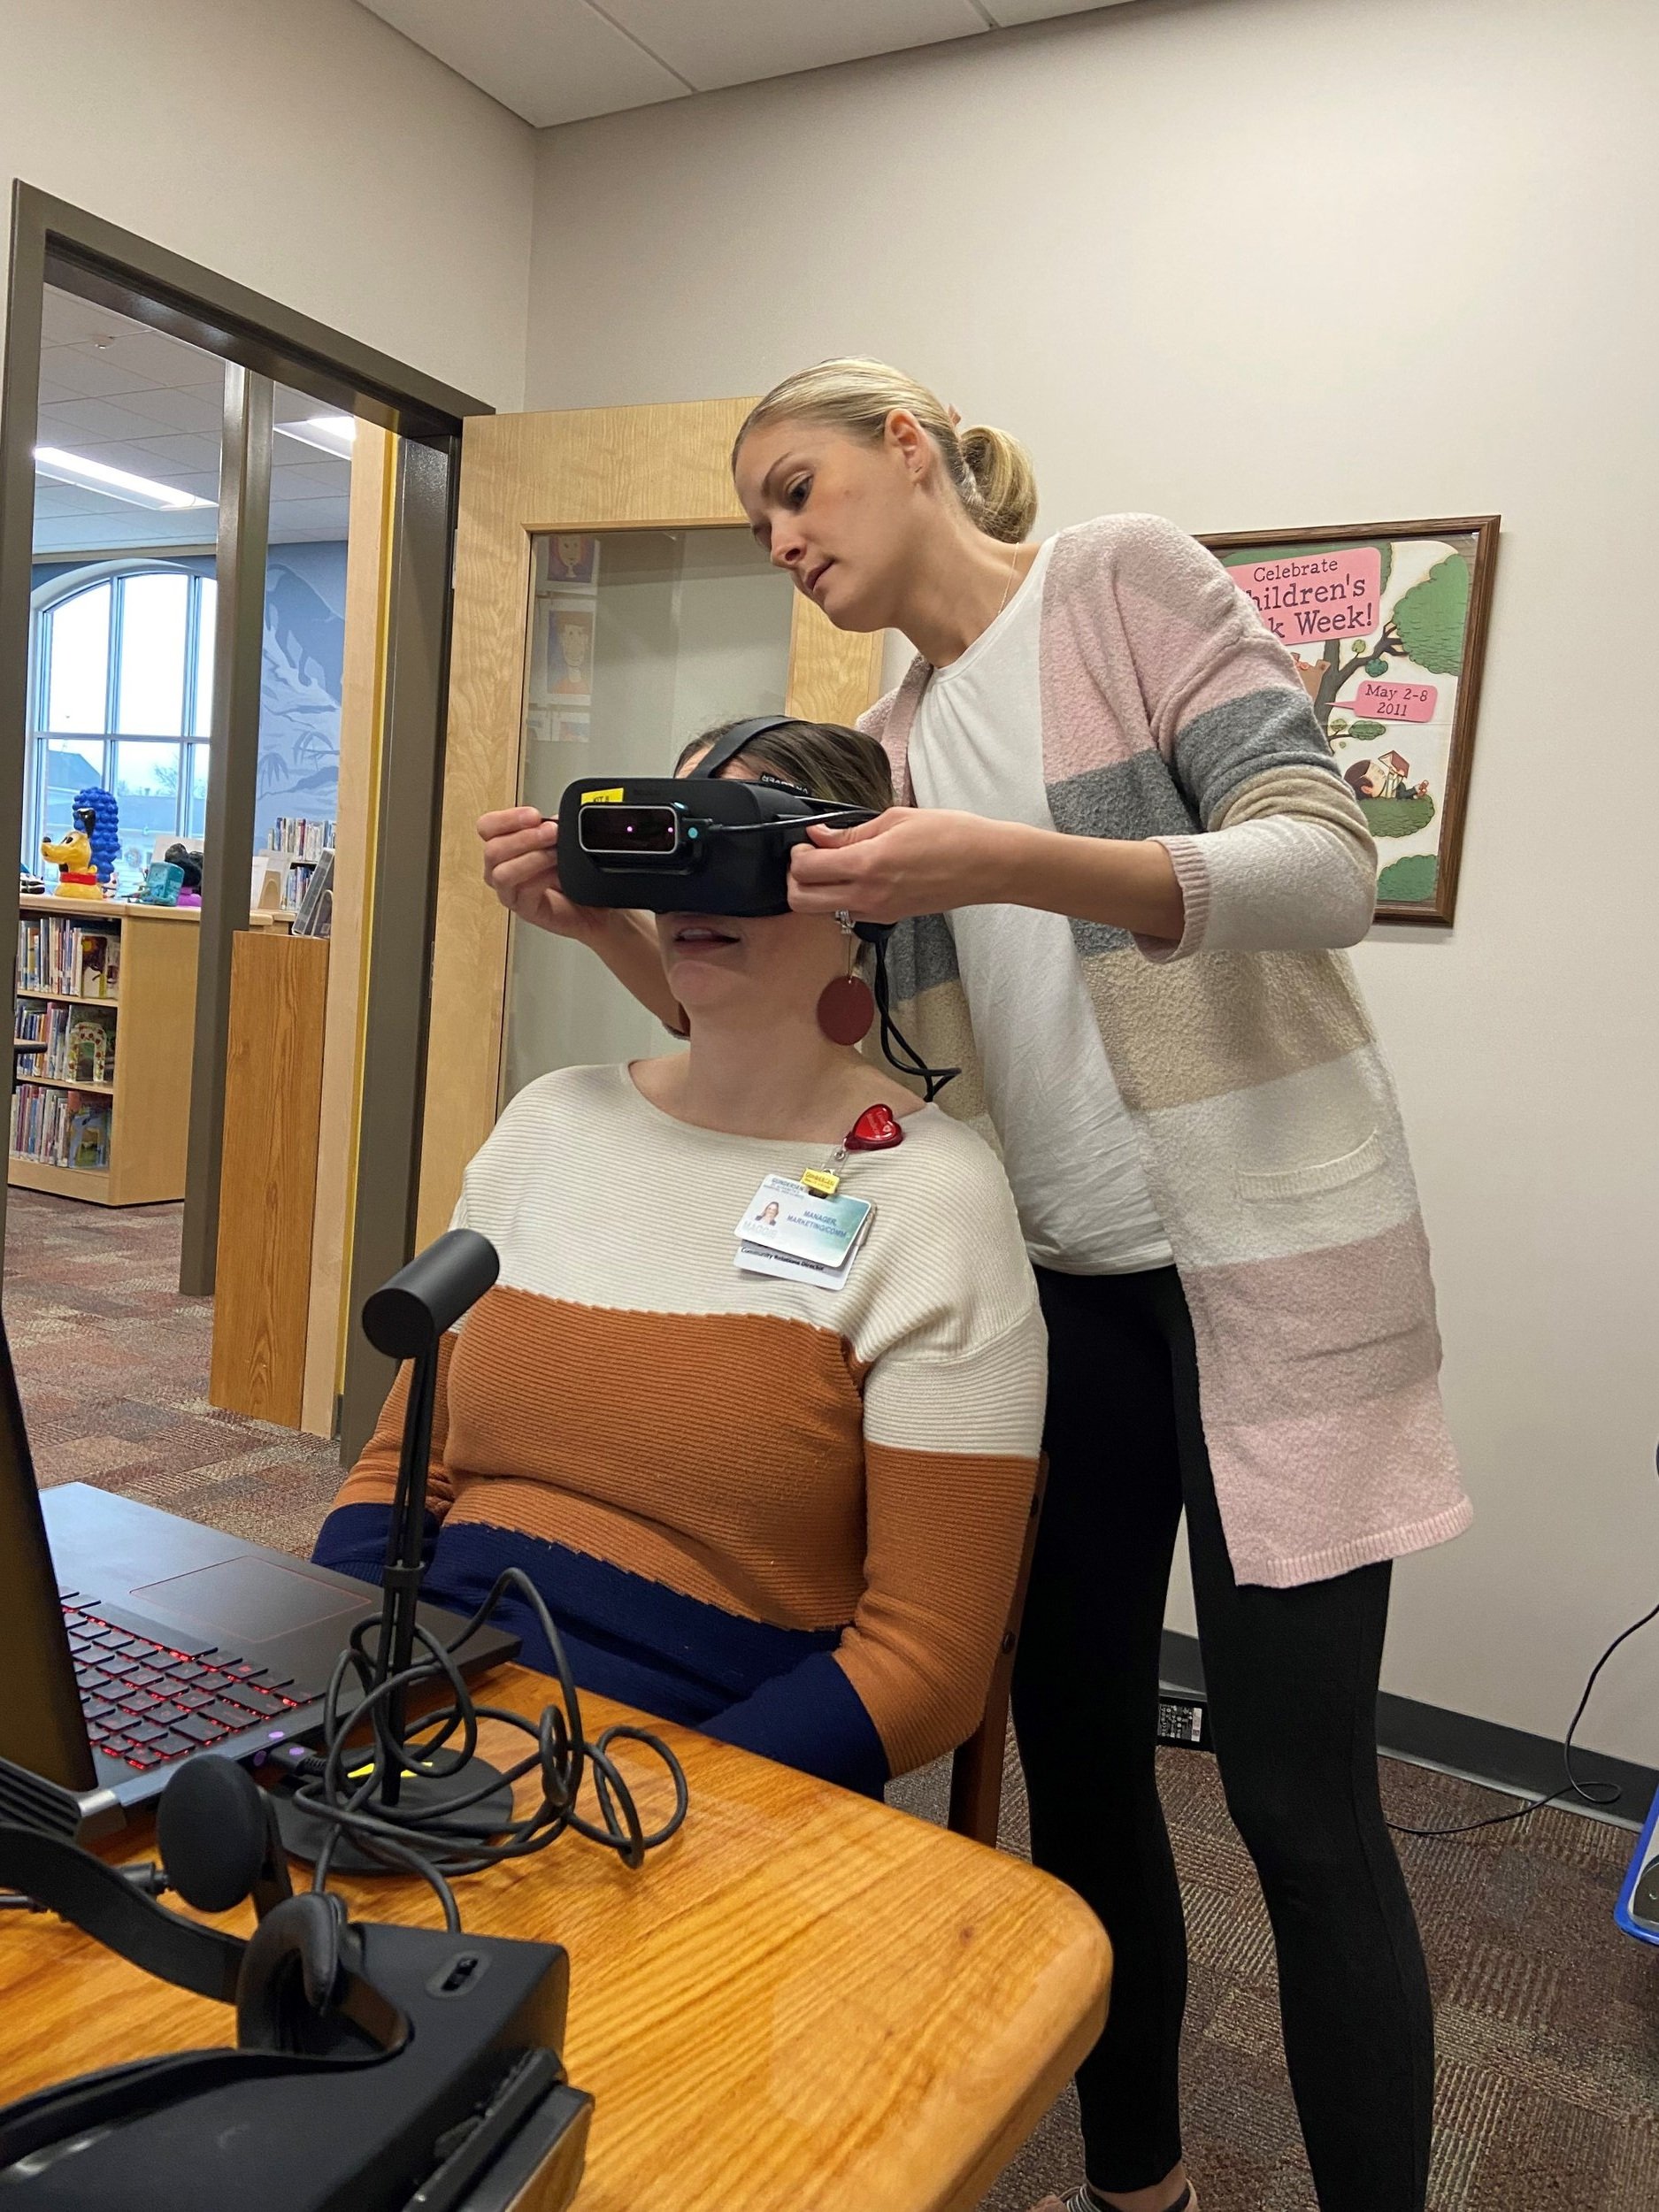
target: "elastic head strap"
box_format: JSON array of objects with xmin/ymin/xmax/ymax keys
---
[{"xmin": 691, "ymin": 718, "xmax": 799, "ymax": 780}]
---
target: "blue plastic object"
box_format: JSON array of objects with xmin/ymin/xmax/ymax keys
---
[
  {"xmin": 73, "ymin": 786, "xmax": 120, "ymax": 884},
  {"xmin": 1615, "ymin": 1781, "xmax": 1659, "ymax": 1947}
]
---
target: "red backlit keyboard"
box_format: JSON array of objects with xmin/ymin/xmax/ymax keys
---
[{"xmin": 64, "ymin": 1605, "xmax": 317, "ymax": 1773}]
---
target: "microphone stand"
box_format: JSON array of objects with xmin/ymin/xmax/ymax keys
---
[{"xmin": 278, "ymin": 1230, "xmax": 514, "ymax": 1870}]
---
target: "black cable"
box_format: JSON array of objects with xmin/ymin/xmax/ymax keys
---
[
  {"xmin": 869, "ymin": 935, "xmax": 958, "ymax": 1103},
  {"xmin": 282, "ymin": 1567, "xmax": 688, "ymax": 1930},
  {"xmin": 1388, "ymin": 1441, "xmax": 1659, "ymax": 1841}
]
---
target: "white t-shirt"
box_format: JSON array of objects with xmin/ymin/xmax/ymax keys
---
[{"xmin": 907, "ymin": 538, "xmax": 1172, "ymax": 1275}]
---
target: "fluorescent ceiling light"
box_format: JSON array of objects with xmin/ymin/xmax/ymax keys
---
[
  {"xmin": 274, "ymin": 414, "xmax": 357, "ymax": 460},
  {"xmin": 34, "ymin": 446, "xmax": 215, "ymax": 511}
]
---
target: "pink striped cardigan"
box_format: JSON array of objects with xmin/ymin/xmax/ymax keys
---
[{"xmin": 861, "ymin": 514, "xmax": 1471, "ymax": 1589}]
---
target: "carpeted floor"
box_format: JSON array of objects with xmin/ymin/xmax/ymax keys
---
[{"xmin": 9, "ymin": 1188, "xmax": 1659, "ymax": 2210}]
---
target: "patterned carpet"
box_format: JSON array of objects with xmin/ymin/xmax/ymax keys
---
[
  {"xmin": 9, "ymin": 1189, "xmax": 1659, "ymax": 2209},
  {"xmin": 6, "ymin": 1188, "xmax": 341, "ymax": 1555}
]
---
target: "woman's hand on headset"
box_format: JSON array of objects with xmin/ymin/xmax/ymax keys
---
[
  {"xmin": 478, "ymin": 807, "xmax": 612, "ymax": 941},
  {"xmin": 793, "ymin": 807, "xmax": 1188, "ymax": 941},
  {"xmin": 477, "ymin": 808, "xmax": 684, "ymax": 1030},
  {"xmin": 789, "ymin": 807, "xmax": 1014, "ymax": 924}
]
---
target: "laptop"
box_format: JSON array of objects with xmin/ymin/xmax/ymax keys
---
[{"xmin": 0, "ymin": 1317, "xmax": 517, "ymax": 1835}]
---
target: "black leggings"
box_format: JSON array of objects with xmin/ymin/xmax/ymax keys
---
[{"xmin": 1010, "ymin": 1266, "xmax": 1433, "ymax": 2208}]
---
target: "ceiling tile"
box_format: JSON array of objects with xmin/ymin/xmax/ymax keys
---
[
  {"xmin": 35, "ymin": 345, "xmax": 164, "ymax": 402},
  {"xmin": 38, "ymin": 395, "xmax": 192, "ymax": 446},
  {"xmin": 603, "ymin": 0, "xmax": 987, "ymax": 90},
  {"xmin": 127, "ymin": 434, "xmax": 226, "ymax": 476},
  {"xmin": 118, "ymin": 385, "xmax": 227, "ymax": 435},
  {"xmin": 358, "ymin": 0, "xmax": 688, "ymax": 126},
  {"xmin": 979, "ymin": 2, "xmax": 1134, "ymax": 22}
]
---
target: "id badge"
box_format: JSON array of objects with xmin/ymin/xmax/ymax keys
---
[{"xmin": 735, "ymin": 1174, "xmax": 874, "ymax": 1290}]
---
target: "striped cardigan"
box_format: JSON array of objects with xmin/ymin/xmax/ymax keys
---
[{"xmin": 862, "ymin": 513, "xmax": 1471, "ymax": 1590}]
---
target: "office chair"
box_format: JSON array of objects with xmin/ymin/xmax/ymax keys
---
[{"xmin": 947, "ymin": 1458, "xmax": 1047, "ymax": 1847}]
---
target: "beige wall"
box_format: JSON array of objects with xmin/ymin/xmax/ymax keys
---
[
  {"xmin": 0, "ymin": 0, "xmax": 534, "ymax": 407},
  {"xmin": 526, "ymin": 0, "xmax": 1659, "ymax": 1763}
]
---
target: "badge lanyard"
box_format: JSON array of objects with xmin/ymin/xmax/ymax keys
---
[{"xmin": 801, "ymin": 1102, "xmax": 904, "ymax": 1197}]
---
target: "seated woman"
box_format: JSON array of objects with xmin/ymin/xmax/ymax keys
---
[{"xmin": 314, "ymin": 718, "xmax": 1045, "ymax": 1793}]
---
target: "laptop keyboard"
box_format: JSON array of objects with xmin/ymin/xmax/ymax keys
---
[{"xmin": 64, "ymin": 1605, "xmax": 318, "ymax": 1773}]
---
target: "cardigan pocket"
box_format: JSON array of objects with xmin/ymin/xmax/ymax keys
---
[{"xmin": 1234, "ymin": 1130, "xmax": 1385, "ymax": 1204}]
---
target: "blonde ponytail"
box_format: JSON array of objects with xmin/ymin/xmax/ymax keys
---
[
  {"xmin": 734, "ymin": 357, "xmax": 1038, "ymax": 543},
  {"xmin": 956, "ymin": 420, "xmax": 1038, "ymax": 545}
]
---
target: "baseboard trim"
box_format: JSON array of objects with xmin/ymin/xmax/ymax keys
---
[{"xmin": 1160, "ymin": 1631, "xmax": 1656, "ymax": 1832}]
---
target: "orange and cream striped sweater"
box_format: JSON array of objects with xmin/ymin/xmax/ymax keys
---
[{"xmin": 315, "ymin": 1064, "xmax": 1046, "ymax": 1791}]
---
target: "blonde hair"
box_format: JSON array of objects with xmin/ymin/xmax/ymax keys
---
[{"xmin": 733, "ymin": 357, "xmax": 1038, "ymax": 544}]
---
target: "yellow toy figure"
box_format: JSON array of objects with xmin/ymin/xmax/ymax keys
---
[{"xmin": 41, "ymin": 829, "xmax": 104, "ymax": 901}]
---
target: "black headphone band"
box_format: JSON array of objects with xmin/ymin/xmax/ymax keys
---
[{"xmin": 690, "ymin": 717, "xmax": 801, "ymax": 780}]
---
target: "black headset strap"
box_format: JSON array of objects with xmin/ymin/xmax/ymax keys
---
[
  {"xmin": 691, "ymin": 718, "xmax": 798, "ymax": 780},
  {"xmin": 0, "ymin": 1824, "xmax": 244, "ymax": 2003},
  {"xmin": 0, "ymin": 2046, "xmax": 388, "ymax": 2174}
]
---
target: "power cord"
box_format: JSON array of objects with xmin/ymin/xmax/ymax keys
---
[
  {"xmin": 281, "ymin": 1566, "xmax": 688, "ymax": 1929},
  {"xmin": 1388, "ymin": 1440, "xmax": 1659, "ymax": 1841}
]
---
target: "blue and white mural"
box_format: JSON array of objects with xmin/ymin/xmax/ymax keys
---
[
  {"xmin": 256, "ymin": 544, "xmax": 345, "ymax": 849},
  {"xmin": 30, "ymin": 543, "xmax": 346, "ymax": 859}
]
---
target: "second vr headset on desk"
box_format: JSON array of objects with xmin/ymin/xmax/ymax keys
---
[{"xmin": 553, "ymin": 718, "xmax": 957, "ymax": 1099}]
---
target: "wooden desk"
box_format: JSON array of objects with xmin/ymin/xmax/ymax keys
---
[{"xmin": 0, "ymin": 1666, "xmax": 1110, "ymax": 2211}]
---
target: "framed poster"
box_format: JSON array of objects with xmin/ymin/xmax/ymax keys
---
[
  {"xmin": 1202, "ymin": 515, "xmax": 1499, "ymax": 925},
  {"xmin": 525, "ymin": 534, "xmax": 601, "ymax": 738}
]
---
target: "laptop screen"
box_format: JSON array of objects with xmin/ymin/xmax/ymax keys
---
[{"xmin": 0, "ymin": 1323, "xmax": 97, "ymax": 1791}]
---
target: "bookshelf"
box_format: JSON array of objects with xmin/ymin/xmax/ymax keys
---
[{"xmin": 10, "ymin": 896, "xmax": 198, "ymax": 1206}]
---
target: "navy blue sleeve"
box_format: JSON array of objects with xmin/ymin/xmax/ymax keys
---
[
  {"xmin": 701, "ymin": 1650, "xmax": 889, "ymax": 1798},
  {"xmin": 313, "ymin": 1501, "xmax": 437, "ymax": 1586}
]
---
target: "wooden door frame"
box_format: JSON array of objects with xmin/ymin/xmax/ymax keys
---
[{"xmin": 416, "ymin": 398, "xmax": 886, "ymax": 1253}]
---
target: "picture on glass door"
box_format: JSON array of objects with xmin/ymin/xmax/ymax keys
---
[{"xmin": 526, "ymin": 534, "xmax": 600, "ymax": 740}]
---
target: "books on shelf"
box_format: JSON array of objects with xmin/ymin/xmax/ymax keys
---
[
  {"xmin": 13, "ymin": 1002, "xmax": 116, "ymax": 1085},
  {"xmin": 10, "ymin": 1083, "xmax": 111, "ymax": 1172},
  {"xmin": 17, "ymin": 914, "xmax": 121, "ymax": 1000},
  {"xmin": 267, "ymin": 817, "xmax": 336, "ymax": 865}
]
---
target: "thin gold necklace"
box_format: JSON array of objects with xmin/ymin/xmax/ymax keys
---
[{"xmin": 993, "ymin": 540, "xmax": 1024, "ymax": 624}]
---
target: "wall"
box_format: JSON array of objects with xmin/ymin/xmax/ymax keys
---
[
  {"xmin": 525, "ymin": 0, "xmax": 1659, "ymax": 1763},
  {"xmin": 0, "ymin": 0, "xmax": 533, "ymax": 408}
]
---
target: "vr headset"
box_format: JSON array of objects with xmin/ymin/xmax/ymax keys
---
[
  {"xmin": 557, "ymin": 718, "xmax": 872, "ymax": 918},
  {"xmin": 555, "ymin": 718, "xmax": 958, "ymax": 1100},
  {"xmin": 0, "ymin": 1755, "xmax": 590, "ymax": 2211}
]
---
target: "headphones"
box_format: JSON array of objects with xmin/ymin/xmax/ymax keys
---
[
  {"xmin": 0, "ymin": 1758, "xmax": 590, "ymax": 2209},
  {"xmin": 0, "ymin": 1756, "xmax": 402, "ymax": 2058}
]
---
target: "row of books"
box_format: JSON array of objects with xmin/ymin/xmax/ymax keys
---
[
  {"xmin": 17, "ymin": 916, "xmax": 121, "ymax": 1001},
  {"xmin": 14, "ymin": 1001, "xmax": 117, "ymax": 1086},
  {"xmin": 267, "ymin": 817, "xmax": 336, "ymax": 864},
  {"xmin": 11, "ymin": 1084, "xmax": 111, "ymax": 1172},
  {"xmin": 279, "ymin": 863, "xmax": 316, "ymax": 910}
]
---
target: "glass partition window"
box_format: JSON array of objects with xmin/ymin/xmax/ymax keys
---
[
  {"xmin": 504, "ymin": 527, "xmax": 795, "ymax": 1103},
  {"xmin": 27, "ymin": 563, "xmax": 217, "ymax": 888}
]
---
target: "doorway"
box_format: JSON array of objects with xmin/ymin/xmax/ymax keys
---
[{"xmin": 0, "ymin": 185, "xmax": 488, "ymax": 1501}]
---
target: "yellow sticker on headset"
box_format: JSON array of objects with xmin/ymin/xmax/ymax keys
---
[{"xmin": 580, "ymin": 787, "xmax": 624, "ymax": 803}]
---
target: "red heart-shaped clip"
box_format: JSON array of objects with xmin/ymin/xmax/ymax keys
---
[{"xmin": 846, "ymin": 1103, "xmax": 904, "ymax": 1152}]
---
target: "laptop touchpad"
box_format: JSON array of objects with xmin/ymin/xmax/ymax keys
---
[{"xmin": 130, "ymin": 1558, "xmax": 365, "ymax": 1641}]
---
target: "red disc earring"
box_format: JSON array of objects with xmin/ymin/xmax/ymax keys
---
[{"xmin": 818, "ymin": 914, "xmax": 876, "ymax": 1046}]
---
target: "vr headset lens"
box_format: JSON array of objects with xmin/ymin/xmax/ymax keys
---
[{"xmin": 577, "ymin": 803, "xmax": 682, "ymax": 856}]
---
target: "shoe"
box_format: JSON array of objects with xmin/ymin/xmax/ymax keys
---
[{"xmin": 1027, "ymin": 2188, "xmax": 1194, "ymax": 2212}]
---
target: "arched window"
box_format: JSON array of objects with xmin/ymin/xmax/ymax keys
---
[{"xmin": 27, "ymin": 559, "xmax": 217, "ymax": 890}]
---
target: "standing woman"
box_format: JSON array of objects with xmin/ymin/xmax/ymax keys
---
[{"xmin": 479, "ymin": 360, "xmax": 1470, "ymax": 2212}]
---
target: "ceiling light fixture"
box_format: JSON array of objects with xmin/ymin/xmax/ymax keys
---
[
  {"xmin": 33, "ymin": 446, "xmax": 216, "ymax": 512},
  {"xmin": 274, "ymin": 413, "xmax": 357, "ymax": 460}
]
